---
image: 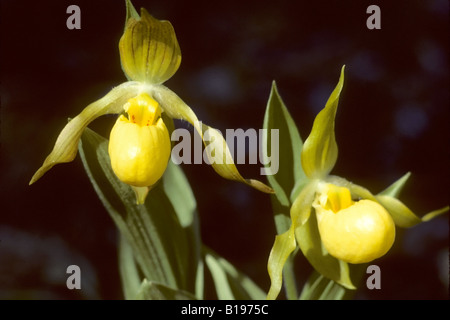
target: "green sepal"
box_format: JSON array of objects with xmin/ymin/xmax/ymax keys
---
[
  {"xmin": 301, "ymin": 66, "xmax": 345, "ymax": 179},
  {"xmin": 29, "ymin": 81, "xmax": 141, "ymax": 185},
  {"xmin": 119, "ymin": 7, "xmax": 181, "ymax": 84}
]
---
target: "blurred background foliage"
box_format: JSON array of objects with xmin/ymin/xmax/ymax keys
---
[{"xmin": 0, "ymin": 0, "xmax": 448, "ymax": 299}]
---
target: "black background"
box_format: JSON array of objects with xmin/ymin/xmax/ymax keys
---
[{"xmin": 1, "ymin": 0, "xmax": 448, "ymax": 299}]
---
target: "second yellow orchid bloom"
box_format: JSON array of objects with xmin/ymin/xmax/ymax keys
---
[{"xmin": 267, "ymin": 66, "xmax": 449, "ymax": 300}]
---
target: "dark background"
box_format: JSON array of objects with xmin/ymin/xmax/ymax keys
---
[{"xmin": 1, "ymin": 0, "xmax": 448, "ymax": 299}]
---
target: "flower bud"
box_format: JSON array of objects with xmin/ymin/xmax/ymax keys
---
[
  {"xmin": 108, "ymin": 93, "xmax": 171, "ymax": 187},
  {"xmin": 313, "ymin": 183, "xmax": 395, "ymax": 264}
]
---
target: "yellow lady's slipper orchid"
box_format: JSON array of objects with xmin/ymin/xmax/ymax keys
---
[
  {"xmin": 267, "ymin": 66, "xmax": 448, "ymax": 300},
  {"xmin": 29, "ymin": 0, "xmax": 273, "ymax": 203},
  {"xmin": 109, "ymin": 93, "xmax": 171, "ymax": 188},
  {"xmin": 313, "ymin": 183, "xmax": 395, "ymax": 264}
]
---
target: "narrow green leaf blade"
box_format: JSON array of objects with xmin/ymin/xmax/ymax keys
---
[
  {"xmin": 119, "ymin": 234, "xmax": 142, "ymax": 300},
  {"xmin": 299, "ymin": 271, "xmax": 351, "ymax": 300},
  {"xmin": 136, "ymin": 279, "xmax": 197, "ymax": 300},
  {"xmin": 262, "ymin": 81, "xmax": 306, "ymax": 208},
  {"xmin": 204, "ymin": 248, "xmax": 266, "ymax": 300}
]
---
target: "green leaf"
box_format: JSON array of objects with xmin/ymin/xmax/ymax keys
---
[
  {"xmin": 299, "ymin": 271, "xmax": 351, "ymax": 300},
  {"xmin": 29, "ymin": 82, "xmax": 141, "ymax": 185},
  {"xmin": 262, "ymin": 81, "xmax": 306, "ymax": 211},
  {"xmin": 118, "ymin": 234, "xmax": 142, "ymax": 300},
  {"xmin": 296, "ymin": 208, "xmax": 355, "ymax": 290},
  {"xmin": 262, "ymin": 82, "xmax": 308, "ymax": 300},
  {"xmin": 78, "ymin": 126, "xmax": 201, "ymax": 296},
  {"xmin": 162, "ymin": 160, "xmax": 203, "ymax": 298},
  {"xmin": 204, "ymin": 248, "xmax": 266, "ymax": 300},
  {"xmin": 301, "ymin": 66, "xmax": 345, "ymax": 179},
  {"xmin": 136, "ymin": 279, "xmax": 197, "ymax": 300}
]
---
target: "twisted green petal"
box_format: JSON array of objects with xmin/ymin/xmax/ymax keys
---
[
  {"xmin": 376, "ymin": 195, "xmax": 449, "ymax": 228},
  {"xmin": 149, "ymin": 84, "xmax": 274, "ymax": 194},
  {"xmin": 29, "ymin": 82, "xmax": 141, "ymax": 185}
]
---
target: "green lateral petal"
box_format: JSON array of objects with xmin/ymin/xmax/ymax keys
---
[
  {"xmin": 201, "ymin": 123, "xmax": 274, "ymax": 193},
  {"xmin": 29, "ymin": 81, "xmax": 140, "ymax": 185},
  {"xmin": 296, "ymin": 209, "xmax": 355, "ymax": 290},
  {"xmin": 376, "ymin": 195, "xmax": 449, "ymax": 228},
  {"xmin": 150, "ymin": 85, "xmax": 274, "ymax": 194},
  {"xmin": 119, "ymin": 8, "xmax": 181, "ymax": 84},
  {"xmin": 421, "ymin": 206, "xmax": 449, "ymax": 221},
  {"xmin": 301, "ymin": 66, "xmax": 345, "ymax": 179}
]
